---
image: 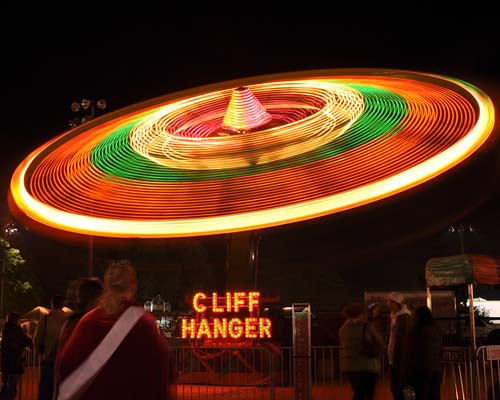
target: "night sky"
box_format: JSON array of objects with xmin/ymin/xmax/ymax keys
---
[{"xmin": 2, "ymin": 14, "xmax": 500, "ymax": 309}]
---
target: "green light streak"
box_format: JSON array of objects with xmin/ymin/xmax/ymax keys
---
[{"xmin": 90, "ymin": 85, "xmax": 407, "ymax": 182}]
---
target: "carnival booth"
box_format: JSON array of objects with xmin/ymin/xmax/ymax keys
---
[{"xmin": 425, "ymin": 254, "xmax": 500, "ymax": 352}]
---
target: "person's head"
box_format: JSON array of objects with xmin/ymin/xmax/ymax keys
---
[
  {"xmin": 386, "ymin": 292, "xmax": 405, "ymax": 313},
  {"xmin": 414, "ymin": 305, "xmax": 434, "ymax": 326},
  {"xmin": 367, "ymin": 302, "xmax": 385, "ymax": 319},
  {"xmin": 372, "ymin": 302, "xmax": 386, "ymax": 317},
  {"xmin": 6, "ymin": 312, "xmax": 21, "ymax": 324},
  {"xmin": 51, "ymin": 294, "xmax": 65, "ymax": 310},
  {"xmin": 78, "ymin": 277, "xmax": 104, "ymax": 311},
  {"xmin": 342, "ymin": 302, "xmax": 367, "ymax": 320},
  {"xmin": 100, "ymin": 260, "xmax": 138, "ymax": 311}
]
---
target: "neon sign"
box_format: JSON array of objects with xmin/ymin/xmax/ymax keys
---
[{"xmin": 181, "ymin": 291, "xmax": 272, "ymax": 340}]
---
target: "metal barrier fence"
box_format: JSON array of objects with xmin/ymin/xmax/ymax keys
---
[
  {"xmin": 7, "ymin": 344, "xmax": 493, "ymax": 399},
  {"xmin": 476, "ymin": 345, "xmax": 500, "ymax": 400},
  {"xmin": 14, "ymin": 349, "xmax": 39, "ymax": 400},
  {"xmin": 172, "ymin": 345, "xmax": 347, "ymax": 400},
  {"xmin": 441, "ymin": 346, "xmax": 475, "ymax": 400}
]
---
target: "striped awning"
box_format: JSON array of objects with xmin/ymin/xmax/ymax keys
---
[{"xmin": 425, "ymin": 254, "xmax": 500, "ymax": 287}]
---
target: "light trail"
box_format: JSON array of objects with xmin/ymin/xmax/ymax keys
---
[{"xmin": 9, "ymin": 69, "xmax": 496, "ymax": 238}]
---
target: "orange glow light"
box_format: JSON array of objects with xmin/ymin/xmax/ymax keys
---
[
  {"xmin": 181, "ymin": 318, "xmax": 272, "ymax": 340},
  {"xmin": 181, "ymin": 291, "xmax": 272, "ymax": 340}
]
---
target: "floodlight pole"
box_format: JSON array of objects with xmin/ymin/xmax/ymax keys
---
[
  {"xmin": 450, "ymin": 223, "xmax": 478, "ymax": 399},
  {"xmin": 1, "ymin": 226, "xmax": 10, "ymax": 318},
  {"xmin": 69, "ymin": 99, "xmax": 107, "ymax": 277},
  {"xmin": 452, "ymin": 224, "xmax": 477, "ymax": 354},
  {"xmin": 449, "ymin": 223, "xmax": 474, "ymax": 254}
]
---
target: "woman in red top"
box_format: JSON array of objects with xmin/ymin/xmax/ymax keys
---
[{"xmin": 56, "ymin": 261, "xmax": 176, "ymax": 399}]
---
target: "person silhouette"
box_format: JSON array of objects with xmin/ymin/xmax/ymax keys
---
[
  {"xmin": 33, "ymin": 294, "xmax": 69, "ymax": 400},
  {"xmin": 53, "ymin": 277, "xmax": 104, "ymax": 399},
  {"xmin": 0, "ymin": 311, "xmax": 33, "ymax": 399},
  {"xmin": 56, "ymin": 261, "xmax": 176, "ymax": 399}
]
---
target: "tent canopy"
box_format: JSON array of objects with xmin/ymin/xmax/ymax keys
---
[{"xmin": 425, "ymin": 254, "xmax": 500, "ymax": 287}]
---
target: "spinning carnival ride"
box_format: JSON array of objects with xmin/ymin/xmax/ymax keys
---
[
  {"xmin": 7, "ymin": 70, "xmax": 498, "ymax": 383},
  {"xmin": 7, "ymin": 69, "xmax": 496, "ymax": 245}
]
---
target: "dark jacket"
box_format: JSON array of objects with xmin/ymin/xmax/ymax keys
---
[
  {"xmin": 409, "ymin": 323, "xmax": 443, "ymax": 374},
  {"xmin": 390, "ymin": 311, "xmax": 412, "ymax": 384},
  {"xmin": 0, "ymin": 321, "xmax": 33, "ymax": 374}
]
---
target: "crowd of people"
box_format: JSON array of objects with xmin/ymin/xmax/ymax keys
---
[
  {"xmin": 0, "ymin": 261, "xmax": 177, "ymax": 400},
  {"xmin": 338, "ymin": 291, "xmax": 444, "ymax": 400},
  {"xmin": 0, "ymin": 273, "xmax": 466, "ymax": 400}
]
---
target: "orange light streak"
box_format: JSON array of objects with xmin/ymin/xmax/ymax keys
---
[{"xmin": 9, "ymin": 69, "xmax": 495, "ymax": 239}]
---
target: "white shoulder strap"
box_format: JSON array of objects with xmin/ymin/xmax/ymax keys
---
[{"xmin": 57, "ymin": 306, "xmax": 146, "ymax": 400}]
